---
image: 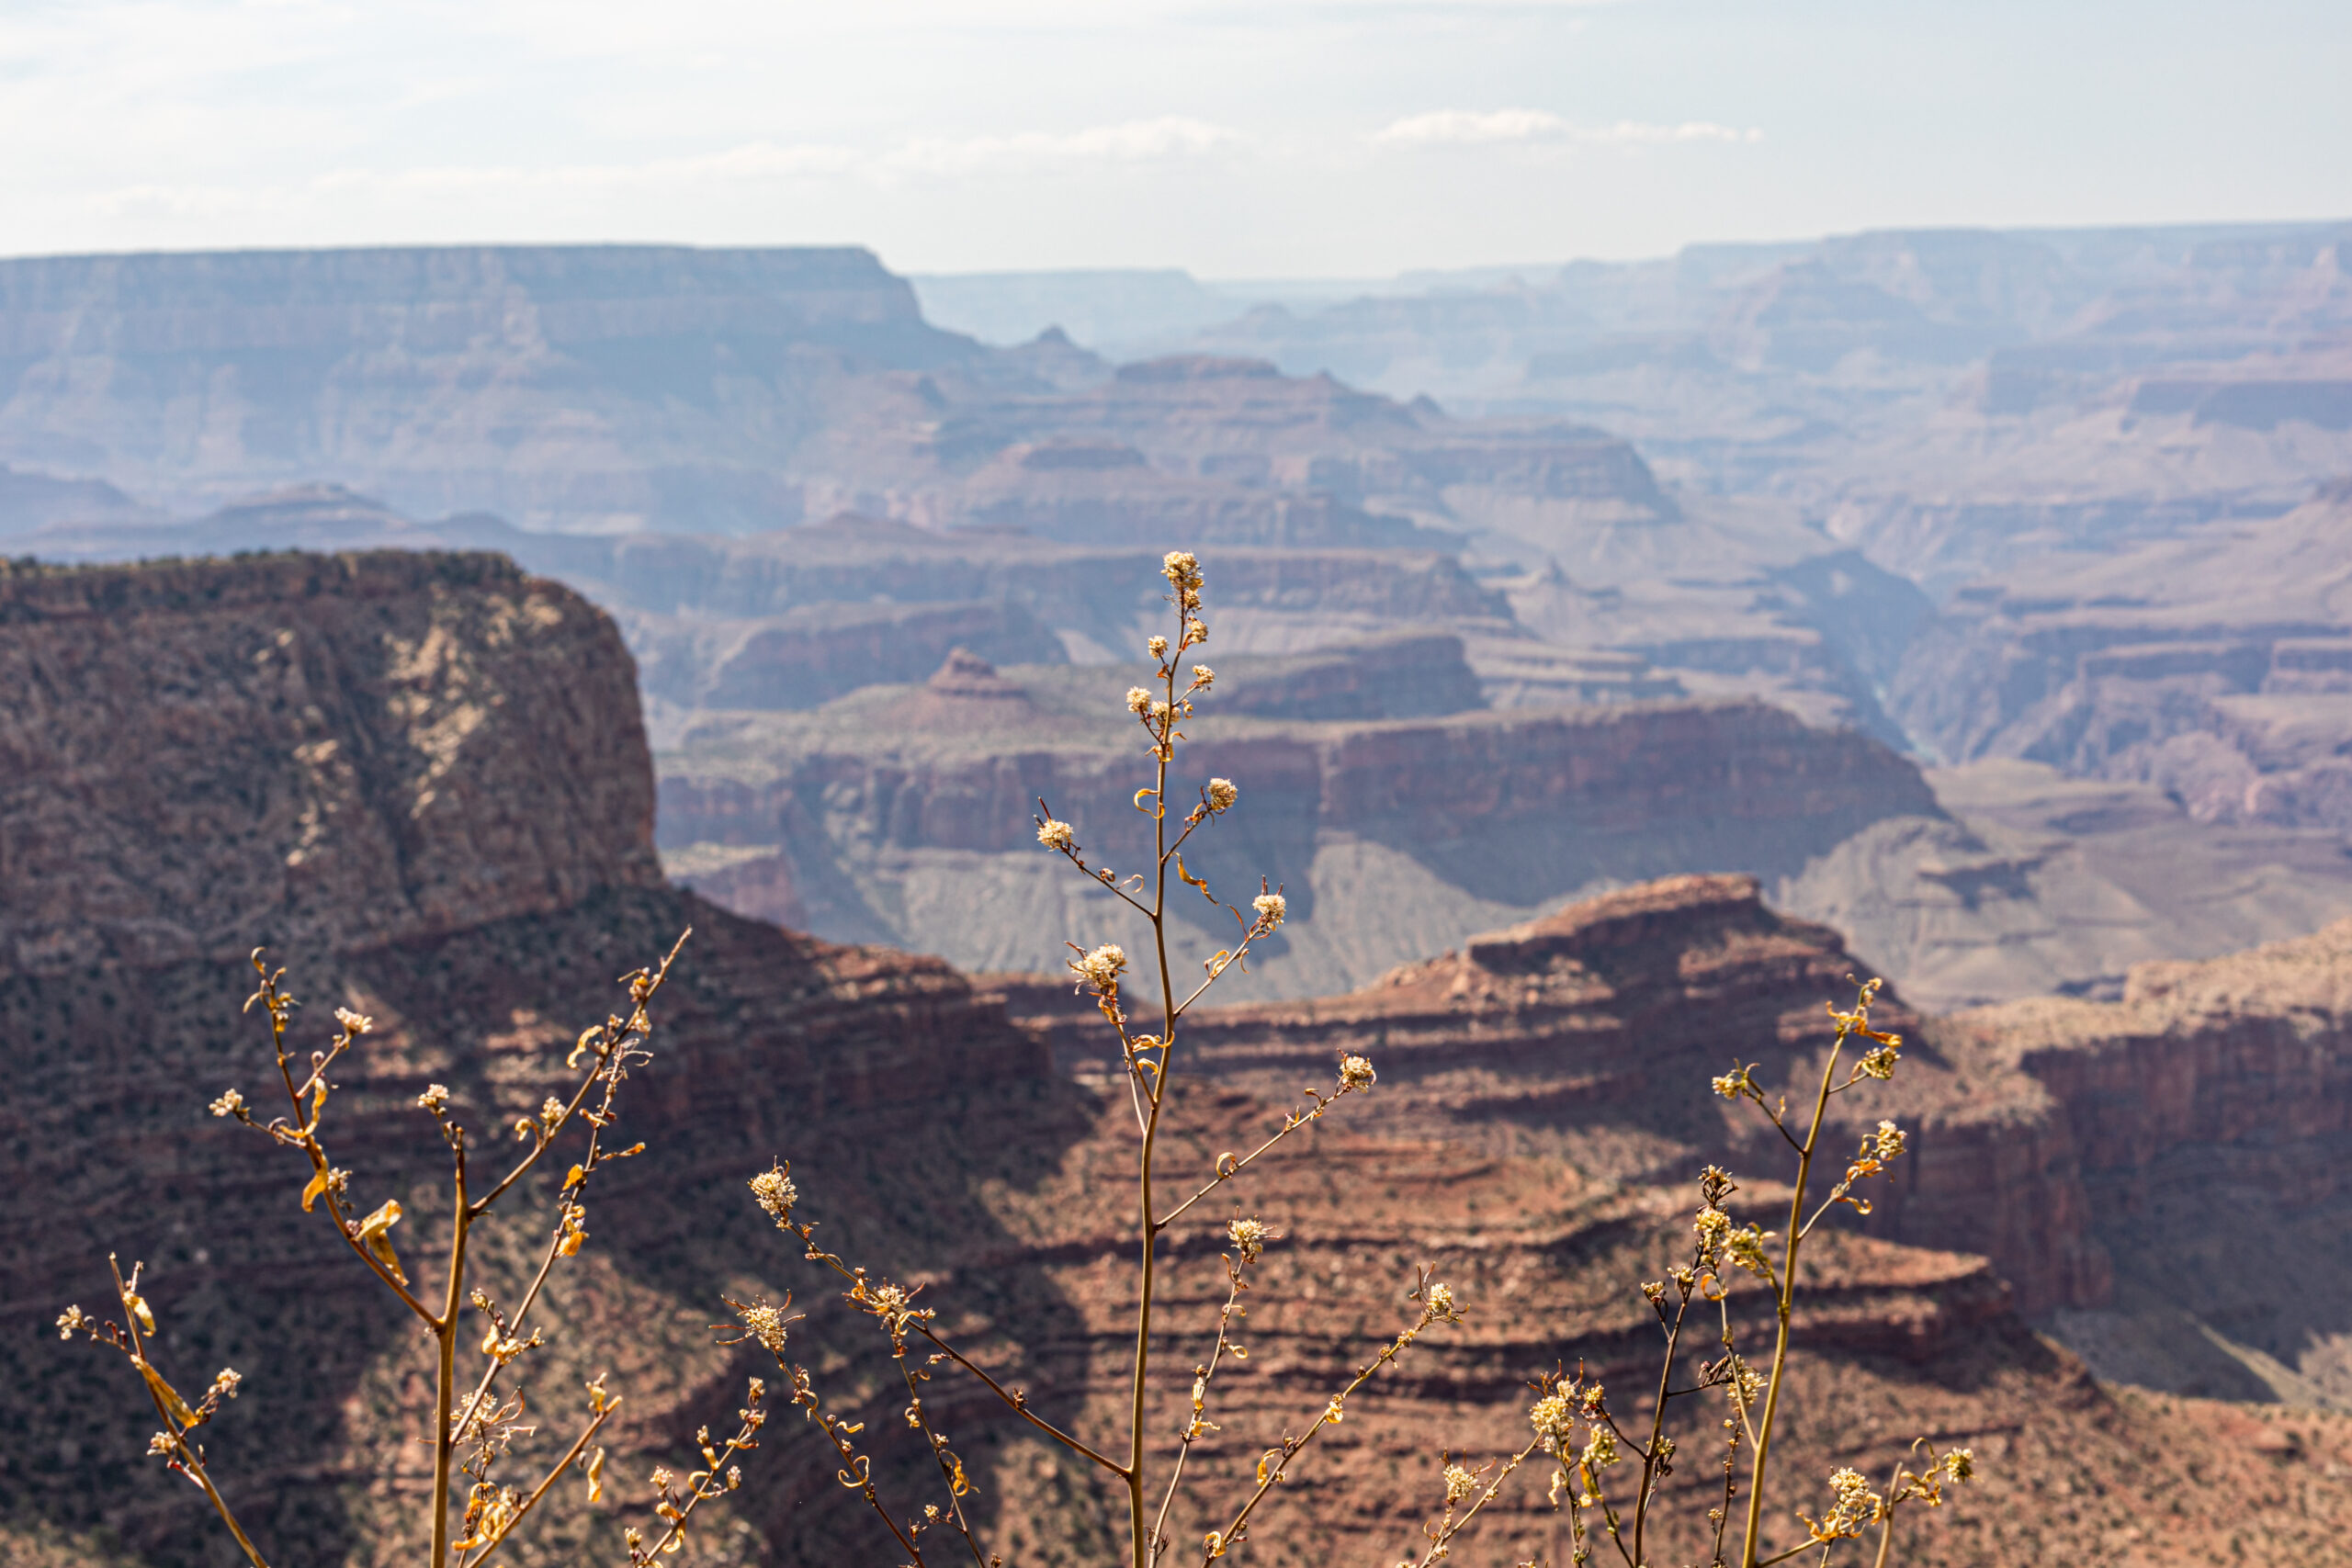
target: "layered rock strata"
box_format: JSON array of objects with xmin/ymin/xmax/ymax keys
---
[
  {"xmin": 1893, "ymin": 482, "xmax": 2352, "ymax": 831},
  {"xmin": 657, "ymin": 651, "xmax": 1941, "ymax": 995}
]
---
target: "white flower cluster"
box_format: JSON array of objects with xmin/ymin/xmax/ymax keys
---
[
  {"xmin": 748, "ymin": 1164, "xmax": 797, "ymax": 1227},
  {"xmin": 1070, "ymin": 942, "xmax": 1127, "ymax": 993}
]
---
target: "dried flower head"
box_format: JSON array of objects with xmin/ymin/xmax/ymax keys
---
[
  {"xmin": 147, "ymin": 1432, "xmax": 175, "ymax": 1457},
  {"xmin": 1874, "ymin": 1119, "xmax": 1907, "ymax": 1162},
  {"xmin": 334, "ymin": 1006, "xmax": 374, "ymax": 1035},
  {"xmin": 739, "ymin": 1302, "xmax": 791, "ymax": 1353},
  {"xmin": 1693, "ymin": 1205, "xmax": 1732, "ymax": 1258},
  {"xmin": 208, "ymin": 1368, "xmax": 243, "ymax": 1400},
  {"xmin": 1187, "ymin": 618, "xmax": 1208, "ymax": 645},
  {"xmin": 1227, "ymin": 1216, "xmax": 1272, "ymax": 1262},
  {"xmin": 1724, "ymin": 1224, "xmax": 1773, "ymax": 1277},
  {"xmin": 54, "ymin": 1305, "xmax": 87, "ymax": 1341},
  {"xmin": 1037, "ymin": 817, "xmax": 1075, "ymax": 852},
  {"xmin": 1339, "ymin": 1054, "xmax": 1376, "ymax": 1090},
  {"xmin": 1192, "ymin": 664, "xmax": 1215, "ymax": 688},
  {"xmin": 1148, "ymin": 635, "xmax": 1170, "ymax": 659},
  {"xmin": 748, "ymin": 1164, "xmax": 798, "ymax": 1226},
  {"xmin": 1125, "ymin": 686, "xmax": 1153, "ymax": 716},
  {"xmin": 1254, "ymin": 890, "xmax": 1287, "ymax": 930},
  {"xmin": 1944, "ymin": 1448, "xmax": 1975, "ymax": 1483},
  {"xmin": 208, "ymin": 1089, "xmax": 244, "ymax": 1118},
  {"xmin": 1443, "ymin": 1463, "xmax": 1477, "ymax": 1504},
  {"xmin": 1070, "ymin": 942, "xmax": 1127, "ymax": 994},
  {"xmin": 1205, "ymin": 777, "xmax": 1238, "ymax": 813},
  {"xmin": 1529, "ymin": 1390, "xmax": 1577, "ymax": 1451},
  {"xmin": 1810, "ymin": 1465, "xmax": 1883, "ymax": 1540},
  {"xmin": 1711, "ymin": 1065, "xmax": 1752, "ymax": 1100},
  {"xmin": 1580, "ymin": 1426, "xmax": 1620, "ymax": 1470},
  {"xmin": 416, "ymin": 1083, "xmax": 450, "ymax": 1113},
  {"xmin": 867, "ymin": 1282, "xmax": 913, "ymax": 1327},
  {"xmin": 1859, "ymin": 1043, "xmax": 1901, "ymax": 1079},
  {"xmin": 1423, "ymin": 1281, "xmax": 1459, "ymax": 1320},
  {"xmin": 1163, "ymin": 551, "xmax": 1204, "ymax": 591}
]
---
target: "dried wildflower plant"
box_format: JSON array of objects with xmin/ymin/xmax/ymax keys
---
[
  {"xmin": 61, "ymin": 550, "xmax": 1973, "ymax": 1568},
  {"xmin": 59, "ymin": 934, "xmax": 690, "ymax": 1568},
  {"xmin": 1403, "ymin": 977, "xmax": 1977, "ymax": 1568}
]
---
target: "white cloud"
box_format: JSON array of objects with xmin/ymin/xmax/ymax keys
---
[{"xmin": 1374, "ymin": 109, "xmax": 1760, "ymax": 148}]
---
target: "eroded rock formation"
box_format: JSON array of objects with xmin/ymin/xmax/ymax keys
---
[{"xmin": 656, "ymin": 650, "xmax": 1940, "ymax": 994}]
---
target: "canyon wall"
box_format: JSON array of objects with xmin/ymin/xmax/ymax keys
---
[
  {"xmin": 656, "ymin": 654, "xmax": 1941, "ymax": 993},
  {"xmin": 1892, "ymin": 482, "xmax": 2352, "ymax": 831}
]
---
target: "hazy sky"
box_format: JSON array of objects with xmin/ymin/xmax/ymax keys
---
[{"xmin": 4, "ymin": 0, "xmax": 2346, "ymax": 277}]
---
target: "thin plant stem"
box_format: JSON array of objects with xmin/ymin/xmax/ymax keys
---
[
  {"xmin": 430, "ymin": 1145, "xmax": 472, "ymax": 1568},
  {"xmin": 1631, "ymin": 1290, "xmax": 1693, "ymax": 1567},
  {"xmin": 1127, "ymin": 623, "xmax": 1180, "ymax": 1568},
  {"xmin": 1738, "ymin": 1034, "xmax": 1848, "ymax": 1568},
  {"xmin": 108, "ymin": 1256, "xmax": 272, "ymax": 1568}
]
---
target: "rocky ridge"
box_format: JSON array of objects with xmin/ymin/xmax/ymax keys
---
[
  {"xmin": 655, "ymin": 648, "xmax": 1940, "ymax": 996},
  {"xmin": 1008, "ymin": 870, "xmax": 2352, "ymax": 1404}
]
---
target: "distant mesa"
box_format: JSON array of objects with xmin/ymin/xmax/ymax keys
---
[
  {"xmin": 1114, "ymin": 354, "xmax": 1284, "ymax": 384},
  {"xmin": 926, "ymin": 646, "xmax": 1021, "ymax": 694}
]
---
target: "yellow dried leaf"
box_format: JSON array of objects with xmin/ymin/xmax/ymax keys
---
[
  {"xmin": 120, "ymin": 1288, "xmax": 156, "ymax": 1335},
  {"xmin": 356, "ymin": 1200, "xmax": 406, "ymax": 1284},
  {"xmin": 137, "ymin": 1359, "xmax": 196, "ymax": 1425},
  {"xmin": 563, "ymin": 1164, "xmax": 586, "ymax": 1190},
  {"xmin": 585, "ymin": 1446, "xmax": 606, "ymax": 1504},
  {"xmin": 300, "ymin": 1167, "xmax": 331, "ymax": 1213}
]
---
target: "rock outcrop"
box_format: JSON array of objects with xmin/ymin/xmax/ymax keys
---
[{"xmin": 0, "ymin": 550, "xmax": 663, "ymax": 970}]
